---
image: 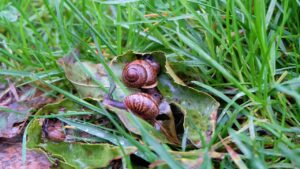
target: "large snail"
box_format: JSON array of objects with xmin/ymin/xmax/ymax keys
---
[
  {"xmin": 103, "ymin": 90, "xmax": 162, "ymax": 121},
  {"xmin": 124, "ymin": 92, "xmax": 161, "ymax": 120},
  {"xmin": 122, "ymin": 59, "xmax": 160, "ymax": 89}
]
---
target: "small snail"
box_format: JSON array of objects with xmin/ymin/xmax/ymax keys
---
[
  {"xmin": 103, "ymin": 91, "xmax": 162, "ymax": 121},
  {"xmin": 124, "ymin": 93, "xmax": 160, "ymax": 120},
  {"xmin": 122, "ymin": 59, "xmax": 160, "ymax": 89}
]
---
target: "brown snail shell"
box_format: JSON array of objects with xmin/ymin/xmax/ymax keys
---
[
  {"xmin": 124, "ymin": 93, "xmax": 159, "ymax": 120},
  {"xmin": 122, "ymin": 60, "xmax": 160, "ymax": 89}
]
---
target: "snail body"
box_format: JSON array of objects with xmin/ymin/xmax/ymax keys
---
[
  {"xmin": 124, "ymin": 93, "xmax": 159, "ymax": 120},
  {"xmin": 122, "ymin": 59, "xmax": 160, "ymax": 89}
]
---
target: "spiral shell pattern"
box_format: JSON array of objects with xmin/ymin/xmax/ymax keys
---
[
  {"xmin": 122, "ymin": 60, "xmax": 158, "ymax": 88},
  {"xmin": 124, "ymin": 93, "xmax": 159, "ymax": 120}
]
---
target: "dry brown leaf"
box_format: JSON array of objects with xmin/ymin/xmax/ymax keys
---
[{"xmin": 0, "ymin": 143, "xmax": 51, "ymax": 169}]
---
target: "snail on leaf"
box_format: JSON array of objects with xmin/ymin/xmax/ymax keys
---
[
  {"xmin": 122, "ymin": 58, "xmax": 160, "ymax": 89},
  {"xmin": 104, "ymin": 56, "xmax": 162, "ymax": 121},
  {"xmin": 103, "ymin": 89, "xmax": 162, "ymax": 122}
]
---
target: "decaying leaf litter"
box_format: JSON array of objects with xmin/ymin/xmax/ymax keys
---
[{"xmin": 1, "ymin": 50, "xmax": 220, "ymax": 168}]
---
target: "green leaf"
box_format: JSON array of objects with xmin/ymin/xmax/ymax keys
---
[
  {"xmin": 58, "ymin": 50, "xmax": 219, "ymax": 147},
  {"xmin": 157, "ymin": 100, "xmax": 180, "ymax": 145},
  {"xmin": 28, "ymin": 117, "xmax": 136, "ymax": 168},
  {"xmin": 105, "ymin": 105, "xmax": 170, "ymax": 144},
  {"xmin": 158, "ymin": 71, "xmax": 219, "ymax": 147},
  {"xmin": 150, "ymin": 149, "xmax": 224, "ymax": 168},
  {"xmin": 39, "ymin": 142, "xmax": 136, "ymax": 169},
  {"xmin": 27, "ymin": 119, "xmax": 42, "ymax": 149},
  {"xmin": 57, "ymin": 117, "xmax": 152, "ymax": 161},
  {"xmin": 117, "ymin": 51, "xmax": 219, "ymax": 147},
  {"xmin": 58, "ymin": 52, "xmax": 128, "ymax": 100},
  {"xmin": 26, "ymin": 99, "xmax": 137, "ymax": 168}
]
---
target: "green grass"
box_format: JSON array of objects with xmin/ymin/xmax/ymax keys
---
[{"xmin": 0, "ymin": 0, "xmax": 299, "ymax": 168}]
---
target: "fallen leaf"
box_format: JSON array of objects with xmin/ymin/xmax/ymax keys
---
[
  {"xmin": 58, "ymin": 49, "xmax": 129, "ymax": 100},
  {"xmin": 149, "ymin": 149, "xmax": 225, "ymax": 168},
  {"xmin": 155, "ymin": 100, "xmax": 179, "ymax": 144},
  {"xmin": 26, "ymin": 98, "xmax": 138, "ymax": 168},
  {"xmin": 158, "ymin": 74, "xmax": 219, "ymax": 147},
  {"xmin": 219, "ymin": 135, "xmax": 249, "ymax": 169},
  {"xmin": 0, "ymin": 84, "xmax": 55, "ymax": 138},
  {"xmin": 0, "ymin": 102, "xmax": 31, "ymax": 138},
  {"xmin": 0, "ymin": 142, "xmax": 51, "ymax": 169},
  {"xmin": 58, "ymin": 50, "xmax": 219, "ymax": 147},
  {"xmin": 117, "ymin": 51, "xmax": 219, "ymax": 147},
  {"xmin": 40, "ymin": 142, "xmax": 136, "ymax": 169},
  {"xmin": 104, "ymin": 104, "xmax": 170, "ymax": 144}
]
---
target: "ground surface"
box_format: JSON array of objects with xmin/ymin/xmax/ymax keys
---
[{"xmin": 0, "ymin": 139, "xmax": 51, "ymax": 169}]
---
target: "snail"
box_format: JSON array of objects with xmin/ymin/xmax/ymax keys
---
[
  {"xmin": 122, "ymin": 59, "xmax": 160, "ymax": 89},
  {"xmin": 103, "ymin": 90, "xmax": 162, "ymax": 121},
  {"xmin": 124, "ymin": 92, "xmax": 160, "ymax": 120}
]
